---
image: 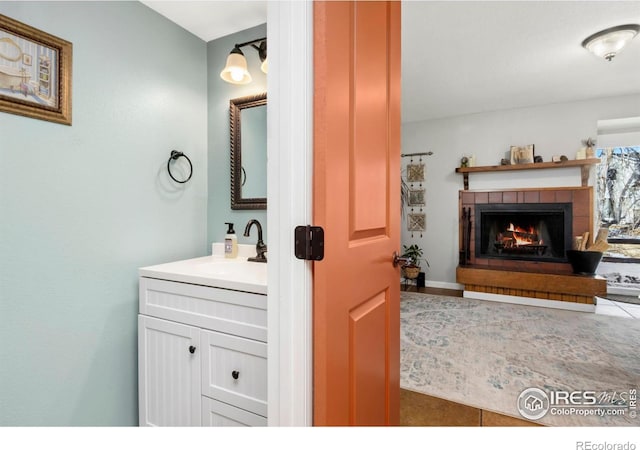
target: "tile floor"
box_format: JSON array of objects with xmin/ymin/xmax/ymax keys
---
[{"xmin": 595, "ymin": 296, "xmax": 640, "ymax": 318}]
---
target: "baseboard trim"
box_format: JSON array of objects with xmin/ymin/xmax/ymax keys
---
[
  {"xmin": 425, "ymin": 280, "xmax": 464, "ymax": 291},
  {"xmin": 463, "ymin": 291, "xmax": 596, "ymax": 313}
]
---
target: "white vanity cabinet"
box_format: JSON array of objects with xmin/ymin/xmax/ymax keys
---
[
  {"xmin": 138, "ymin": 315, "xmax": 202, "ymax": 426},
  {"xmin": 138, "ymin": 256, "xmax": 267, "ymax": 427}
]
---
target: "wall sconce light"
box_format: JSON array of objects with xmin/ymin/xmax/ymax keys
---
[
  {"xmin": 581, "ymin": 24, "xmax": 639, "ymax": 61},
  {"xmin": 220, "ymin": 37, "xmax": 267, "ymax": 84}
]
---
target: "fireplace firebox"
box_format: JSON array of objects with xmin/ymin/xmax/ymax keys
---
[{"xmin": 475, "ymin": 203, "xmax": 572, "ymax": 262}]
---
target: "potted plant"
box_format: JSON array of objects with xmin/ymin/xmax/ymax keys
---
[{"xmin": 401, "ymin": 244, "xmax": 429, "ymax": 279}]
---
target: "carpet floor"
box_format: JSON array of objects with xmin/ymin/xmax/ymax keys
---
[{"xmin": 400, "ymin": 291, "xmax": 640, "ymax": 426}]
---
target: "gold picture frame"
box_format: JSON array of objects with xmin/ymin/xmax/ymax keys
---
[{"xmin": 0, "ymin": 14, "xmax": 72, "ymax": 125}]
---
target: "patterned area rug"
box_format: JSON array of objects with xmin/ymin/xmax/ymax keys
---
[{"xmin": 400, "ymin": 292, "xmax": 640, "ymax": 426}]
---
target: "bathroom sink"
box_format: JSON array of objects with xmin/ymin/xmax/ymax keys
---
[
  {"xmin": 195, "ymin": 258, "xmax": 253, "ymax": 276},
  {"xmin": 139, "ymin": 254, "xmax": 267, "ymax": 294},
  {"xmin": 193, "ymin": 257, "xmax": 267, "ymax": 283},
  {"xmin": 194, "ymin": 257, "xmax": 267, "ymax": 276}
]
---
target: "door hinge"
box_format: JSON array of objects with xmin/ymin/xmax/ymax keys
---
[{"xmin": 294, "ymin": 225, "xmax": 324, "ymax": 261}]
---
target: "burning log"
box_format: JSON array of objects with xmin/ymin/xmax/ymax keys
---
[{"xmin": 494, "ymin": 222, "xmax": 547, "ymax": 256}]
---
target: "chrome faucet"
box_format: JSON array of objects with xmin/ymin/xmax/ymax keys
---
[{"xmin": 243, "ymin": 219, "xmax": 267, "ymax": 263}]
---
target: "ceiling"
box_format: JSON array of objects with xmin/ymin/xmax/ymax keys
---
[
  {"xmin": 141, "ymin": 1, "xmax": 267, "ymax": 42},
  {"xmin": 141, "ymin": 1, "xmax": 640, "ymax": 123},
  {"xmin": 402, "ymin": 1, "xmax": 640, "ymax": 123}
]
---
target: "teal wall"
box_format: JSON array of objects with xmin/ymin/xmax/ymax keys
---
[
  {"xmin": 207, "ymin": 24, "xmax": 267, "ymax": 247},
  {"xmin": 0, "ymin": 1, "xmax": 208, "ymax": 425}
]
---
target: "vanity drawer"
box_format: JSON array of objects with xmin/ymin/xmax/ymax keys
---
[
  {"xmin": 201, "ymin": 329, "xmax": 267, "ymax": 417},
  {"xmin": 139, "ymin": 277, "xmax": 267, "ymax": 342},
  {"xmin": 201, "ymin": 397, "xmax": 267, "ymax": 426}
]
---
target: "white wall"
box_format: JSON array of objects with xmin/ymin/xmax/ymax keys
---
[
  {"xmin": 597, "ymin": 131, "xmax": 640, "ymax": 148},
  {"xmin": 402, "ymin": 94, "xmax": 640, "ymax": 285}
]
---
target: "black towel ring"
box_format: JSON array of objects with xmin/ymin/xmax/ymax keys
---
[{"xmin": 167, "ymin": 150, "xmax": 193, "ymax": 184}]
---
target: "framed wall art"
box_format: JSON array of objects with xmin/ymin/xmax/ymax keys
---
[{"xmin": 0, "ymin": 14, "xmax": 72, "ymax": 125}]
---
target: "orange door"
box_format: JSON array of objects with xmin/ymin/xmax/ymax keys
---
[{"xmin": 313, "ymin": 1, "xmax": 401, "ymax": 426}]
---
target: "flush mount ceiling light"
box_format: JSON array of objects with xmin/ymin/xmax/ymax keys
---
[
  {"xmin": 581, "ymin": 24, "xmax": 640, "ymax": 61},
  {"xmin": 220, "ymin": 37, "xmax": 267, "ymax": 85}
]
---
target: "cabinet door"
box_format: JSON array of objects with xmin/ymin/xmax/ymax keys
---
[
  {"xmin": 138, "ymin": 315, "xmax": 201, "ymax": 426},
  {"xmin": 202, "ymin": 397, "xmax": 267, "ymax": 427},
  {"xmin": 201, "ymin": 330, "xmax": 267, "ymax": 417}
]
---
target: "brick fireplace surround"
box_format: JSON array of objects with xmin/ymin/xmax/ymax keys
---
[{"xmin": 456, "ymin": 187, "xmax": 606, "ymax": 307}]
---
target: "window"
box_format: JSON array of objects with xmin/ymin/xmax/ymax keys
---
[{"xmin": 596, "ymin": 146, "xmax": 640, "ymax": 260}]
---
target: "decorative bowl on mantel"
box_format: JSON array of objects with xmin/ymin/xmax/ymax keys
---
[{"xmin": 566, "ymin": 250, "xmax": 603, "ymax": 275}]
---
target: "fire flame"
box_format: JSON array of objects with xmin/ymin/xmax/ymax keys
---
[
  {"xmin": 506, "ymin": 223, "xmax": 539, "ymax": 246},
  {"xmin": 507, "ymin": 223, "xmax": 535, "ymax": 234}
]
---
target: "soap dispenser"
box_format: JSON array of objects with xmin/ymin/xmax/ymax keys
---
[{"xmin": 224, "ymin": 222, "xmax": 238, "ymax": 258}]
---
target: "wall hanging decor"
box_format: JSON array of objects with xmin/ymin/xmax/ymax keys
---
[
  {"xmin": 408, "ymin": 188, "xmax": 425, "ymax": 206},
  {"xmin": 407, "ymin": 213, "xmax": 426, "ymax": 233},
  {"xmin": 406, "ymin": 163, "xmax": 425, "ymax": 182},
  {"xmin": 401, "ymin": 151, "xmax": 433, "ymax": 237},
  {"xmin": 0, "ymin": 14, "xmax": 72, "ymax": 125}
]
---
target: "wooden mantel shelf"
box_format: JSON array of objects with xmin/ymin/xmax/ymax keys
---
[{"xmin": 455, "ymin": 158, "xmax": 601, "ymax": 190}]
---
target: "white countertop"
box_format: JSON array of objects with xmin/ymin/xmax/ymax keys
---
[{"xmin": 139, "ymin": 245, "xmax": 267, "ymax": 294}]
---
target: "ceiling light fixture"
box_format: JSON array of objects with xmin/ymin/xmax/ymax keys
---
[
  {"xmin": 581, "ymin": 24, "xmax": 640, "ymax": 61},
  {"xmin": 220, "ymin": 37, "xmax": 267, "ymax": 85}
]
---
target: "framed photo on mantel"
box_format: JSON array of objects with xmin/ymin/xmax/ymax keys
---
[
  {"xmin": 510, "ymin": 144, "xmax": 535, "ymax": 164},
  {"xmin": 0, "ymin": 14, "xmax": 72, "ymax": 125}
]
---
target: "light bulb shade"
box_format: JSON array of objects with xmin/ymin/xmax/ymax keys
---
[
  {"xmin": 260, "ymin": 57, "xmax": 268, "ymax": 74},
  {"xmin": 582, "ymin": 24, "xmax": 640, "ymax": 61},
  {"xmin": 220, "ymin": 50, "xmax": 252, "ymax": 84}
]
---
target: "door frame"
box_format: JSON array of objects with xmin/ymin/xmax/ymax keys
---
[{"xmin": 266, "ymin": 1, "xmax": 314, "ymax": 426}]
